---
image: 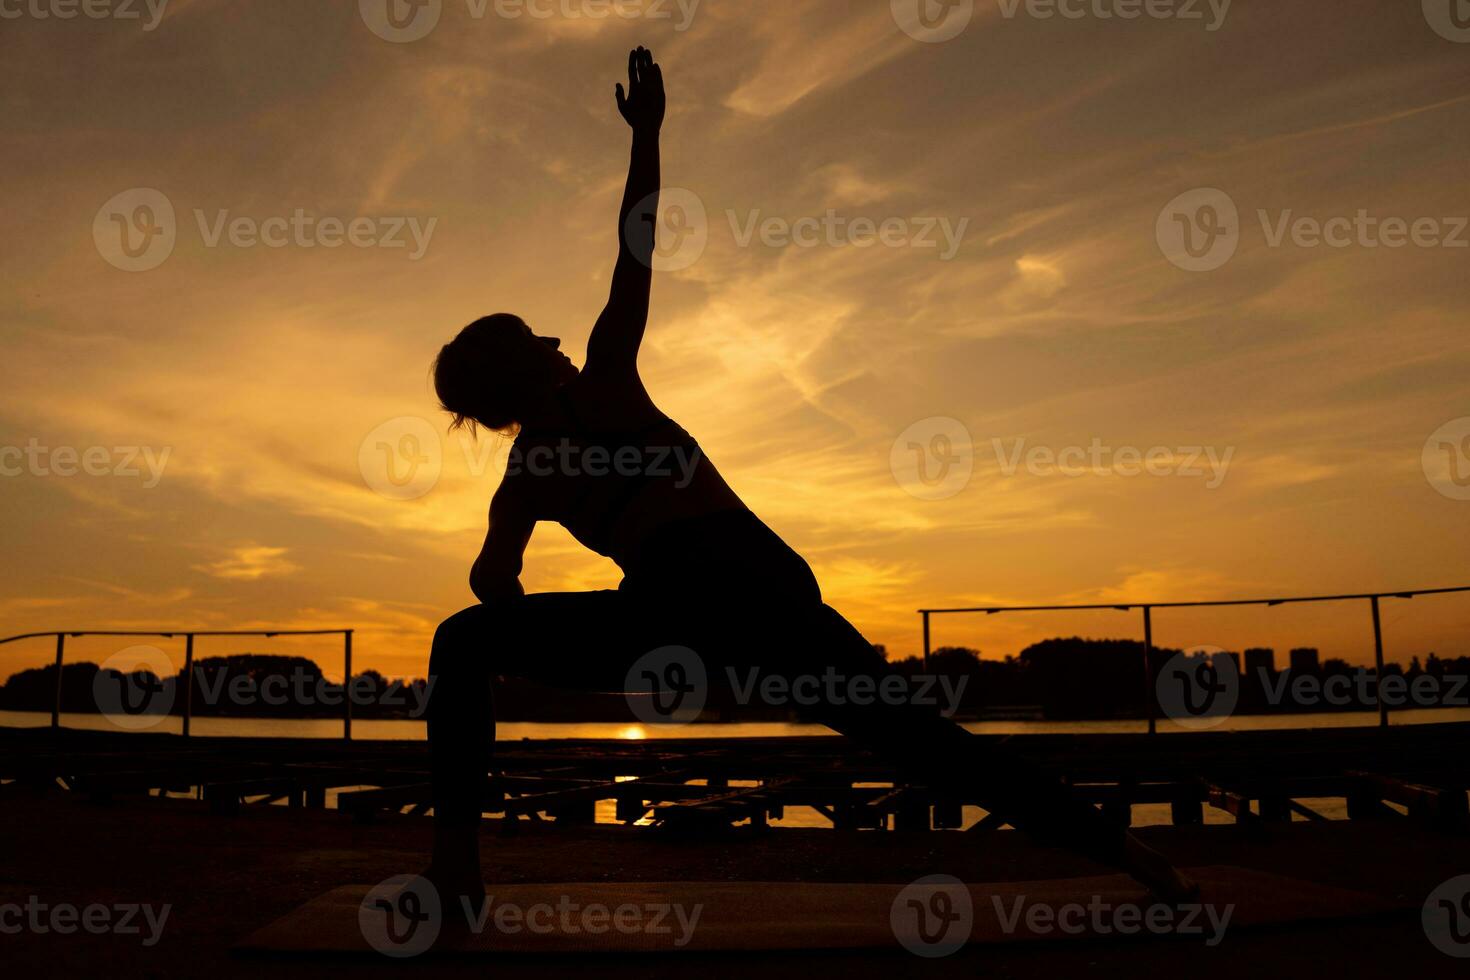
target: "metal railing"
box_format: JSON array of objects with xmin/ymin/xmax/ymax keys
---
[
  {"xmin": 0, "ymin": 628, "xmax": 356, "ymax": 739},
  {"xmin": 919, "ymin": 586, "xmax": 1470, "ymax": 733}
]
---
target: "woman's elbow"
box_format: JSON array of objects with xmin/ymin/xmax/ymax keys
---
[{"xmin": 470, "ymin": 566, "xmax": 523, "ymax": 605}]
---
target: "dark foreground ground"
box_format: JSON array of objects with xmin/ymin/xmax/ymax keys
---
[{"xmin": 0, "ymin": 785, "xmax": 1465, "ymax": 979}]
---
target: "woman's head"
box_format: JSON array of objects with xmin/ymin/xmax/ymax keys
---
[{"xmin": 433, "ymin": 314, "xmax": 578, "ymax": 434}]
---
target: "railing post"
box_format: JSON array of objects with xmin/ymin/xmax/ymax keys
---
[
  {"xmin": 1370, "ymin": 595, "xmax": 1387, "ymax": 728},
  {"xmin": 1142, "ymin": 606, "xmax": 1156, "ymax": 735},
  {"xmin": 921, "ymin": 612, "xmax": 931, "ymax": 671},
  {"xmin": 182, "ymin": 633, "xmax": 195, "ymax": 738},
  {"xmin": 343, "ymin": 630, "xmax": 353, "ymax": 741},
  {"xmin": 51, "ymin": 633, "xmax": 65, "ymax": 729}
]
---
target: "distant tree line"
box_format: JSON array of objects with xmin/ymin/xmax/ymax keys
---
[
  {"xmin": 0, "ymin": 654, "xmax": 430, "ymax": 720},
  {"xmin": 884, "ymin": 640, "xmax": 1470, "ymax": 720},
  {"xmin": 2, "ymin": 641, "xmax": 1465, "ymax": 722}
]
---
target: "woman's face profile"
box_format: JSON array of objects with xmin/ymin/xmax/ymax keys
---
[{"xmin": 512, "ymin": 319, "xmax": 579, "ymax": 386}]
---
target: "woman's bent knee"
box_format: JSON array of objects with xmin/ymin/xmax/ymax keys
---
[
  {"xmin": 429, "ymin": 605, "xmax": 494, "ymax": 673},
  {"xmin": 427, "ymin": 605, "xmax": 499, "ymax": 722}
]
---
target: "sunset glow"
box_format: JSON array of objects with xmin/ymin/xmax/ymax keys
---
[{"xmin": 3, "ymin": 2, "xmax": 1468, "ymax": 684}]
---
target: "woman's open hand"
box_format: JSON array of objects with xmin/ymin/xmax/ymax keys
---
[{"xmin": 615, "ymin": 46, "xmax": 664, "ymax": 134}]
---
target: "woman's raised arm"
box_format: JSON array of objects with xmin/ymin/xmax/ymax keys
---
[{"xmin": 585, "ymin": 47, "xmax": 664, "ymax": 379}]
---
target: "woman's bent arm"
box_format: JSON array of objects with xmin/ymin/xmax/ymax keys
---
[{"xmin": 470, "ymin": 488, "xmax": 533, "ymax": 604}]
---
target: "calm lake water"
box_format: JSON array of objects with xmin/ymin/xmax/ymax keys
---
[{"xmin": 8, "ymin": 708, "xmax": 1465, "ymax": 828}]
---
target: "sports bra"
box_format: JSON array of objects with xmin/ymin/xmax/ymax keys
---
[{"xmin": 502, "ymin": 387, "xmax": 705, "ymax": 560}]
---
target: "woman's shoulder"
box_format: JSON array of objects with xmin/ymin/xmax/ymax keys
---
[{"xmin": 562, "ymin": 373, "xmax": 667, "ymax": 434}]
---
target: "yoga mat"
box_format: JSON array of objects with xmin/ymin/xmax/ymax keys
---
[{"xmin": 235, "ymin": 866, "xmax": 1401, "ymax": 957}]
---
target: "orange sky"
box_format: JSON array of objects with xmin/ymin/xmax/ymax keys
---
[{"xmin": 2, "ymin": 0, "xmax": 1469, "ymax": 683}]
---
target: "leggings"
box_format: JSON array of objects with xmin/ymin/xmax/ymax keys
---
[{"xmin": 426, "ymin": 510, "xmax": 1127, "ymax": 867}]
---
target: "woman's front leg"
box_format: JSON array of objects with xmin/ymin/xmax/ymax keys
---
[
  {"xmin": 421, "ymin": 589, "xmax": 650, "ymax": 916},
  {"xmin": 424, "ymin": 604, "xmax": 498, "ymax": 914}
]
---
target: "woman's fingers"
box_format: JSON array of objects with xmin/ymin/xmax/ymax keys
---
[{"xmin": 621, "ymin": 47, "xmax": 659, "ymax": 118}]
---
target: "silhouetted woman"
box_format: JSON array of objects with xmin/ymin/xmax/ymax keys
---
[{"xmin": 425, "ymin": 48, "xmax": 1195, "ymax": 912}]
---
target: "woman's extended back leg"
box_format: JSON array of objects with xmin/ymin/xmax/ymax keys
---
[{"xmin": 775, "ymin": 603, "xmax": 1195, "ymax": 899}]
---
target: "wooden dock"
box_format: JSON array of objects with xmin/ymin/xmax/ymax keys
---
[{"xmin": 2, "ymin": 722, "xmax": 1466, "ymax": 833}]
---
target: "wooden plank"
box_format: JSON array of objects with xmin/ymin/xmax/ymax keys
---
[{"xmin": 1348, "ymin": 771, "xmax": 1468, "ymax": 830}]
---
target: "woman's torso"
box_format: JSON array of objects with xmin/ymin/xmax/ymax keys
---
[{"xmin": 500, "ymin": 380, "xmax": 747, "ymax": 569}]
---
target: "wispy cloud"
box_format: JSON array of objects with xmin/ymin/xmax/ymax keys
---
[{"xmin": 193, "ymin": 546, "xmax": 300, "ymax": 582}]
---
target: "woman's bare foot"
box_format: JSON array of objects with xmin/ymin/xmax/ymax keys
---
[
  {"xmin": 425, "ymin": 822, "xmax": 488, "ymax": 929},
  {"xmin": 420, "ymin": 863, "xmax": 487, "ymax": 934},
  {"xmin": 1122, "ymin": 834, "xmax": 1201, "ymax": 904}
]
